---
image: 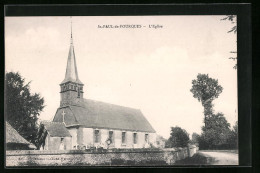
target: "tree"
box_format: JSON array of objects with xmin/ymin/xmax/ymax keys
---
[
  {"xmin": 5, "ymin": 72, "xmax": 45, "ymax": 145},
  {"xmin": 191, "ymin": 132, "xmax": 200, "ymax": 145},
  {"xmin": 227, "ymin": 121, "xmax": 238, "ymax": 149},
  {"xmin": 190, "ymin": 74, "xmax": 223, "ymax": 128},
  {"xmin": 221, "ymin": 15, "xmax": 237, "ymax": 69},
  {"xmin": 221, "ymin": 15, "xmax": 237, "ymax": 34},
  {"xmin": 167, "ymin": 126, "xmax": 190, "ymax": 148},
  {"xmin": 199, "ymin": 113, "xmax": 232, "ymax": 149}
]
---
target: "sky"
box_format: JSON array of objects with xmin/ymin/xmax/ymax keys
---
[{"xmin": 5, "ymin": 16, "xmax": 237, "ymax": 139}]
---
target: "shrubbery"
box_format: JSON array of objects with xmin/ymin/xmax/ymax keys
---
[{"xmin": 165, "ymin": 126, "xmax": 190, "ymax": 148}]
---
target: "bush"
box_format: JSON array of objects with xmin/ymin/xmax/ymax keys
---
[{"xmin": 166, "ymin": 126, "xmax": 190, "ymax": 148}]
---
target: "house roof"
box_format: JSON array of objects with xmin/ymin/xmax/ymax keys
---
[
  {"xmin": 6, "ymin": 122, "xmax": 30, "ymax": 144},
  {"xmin": 41, "ymin": 121, "xmax": 72, "ymax": 137},
  {"xmin": 53, "ymin": 99, "xmax": 156, "ymax": 133}
]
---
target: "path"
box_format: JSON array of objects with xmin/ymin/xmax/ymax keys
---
[{"xmin": 198, "ymin": 151, "xmax": 238, "ymax": 165}]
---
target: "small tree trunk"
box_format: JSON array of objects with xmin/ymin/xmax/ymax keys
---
[{"xmin": 202, "ymin": 99, "xmax": 213, "ymax": 130}]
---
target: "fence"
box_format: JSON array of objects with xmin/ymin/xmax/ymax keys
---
[{"xmin": 6, "ymin": 146, "xmax": 198, "ymax": 166}]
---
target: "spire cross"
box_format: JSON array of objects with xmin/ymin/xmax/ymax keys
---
[{"xmin": 62, "ymin": 110, "xmax": 66, "ymax": 123}]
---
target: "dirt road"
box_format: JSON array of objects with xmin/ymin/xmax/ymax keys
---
[{"xmin": 198, "ymin": 151, "xmax": 239, "ymax": 165}]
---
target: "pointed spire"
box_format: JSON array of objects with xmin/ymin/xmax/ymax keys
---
[{"xmin": 61, "ymin": 17, "xmax": 82, "ymax": 85}]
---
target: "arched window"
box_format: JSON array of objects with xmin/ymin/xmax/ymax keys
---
[{"xmin": 133, "ymin": 133, "xmax": 137, "ymax": 144}]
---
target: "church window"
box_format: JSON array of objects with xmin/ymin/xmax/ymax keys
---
[
  {"xmin": 133, "ymin": 133, "xmax": 137, "ymax": 144},
  {"xmin": 94, "ymin": 130, "xmax": 100, "ymax": 143},
  {"xmin": 122, "ymin": 132, "xmax": 126, "ymax": 144},
  {"xmin": 59, "ymin": 138, "xmax": 65, "ymax": 150},
  {"xmin": 108, "ymin": 131, "xmax": 114, "ymax": 144},
  {"xmin": 145, "ymin": 134, "xmax": 149, "ymax": 143}
]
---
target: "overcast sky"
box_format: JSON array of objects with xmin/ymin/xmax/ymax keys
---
[{"xmin": 5, "ymin": 16, "xmax": 237, "ymax": 139}]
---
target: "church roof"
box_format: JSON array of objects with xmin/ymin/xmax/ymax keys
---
[
  {"xmin": 6, "ymin": 122, "xmax": 30, "ymax": 144},
  {"xmin": 61, "ymin": 28, "xmax": 82, "ymax": 84},
  {"xmin": 41, "ymin": 121, "xmax": 72, "ymax": 137},
  {"xmin": 53, "ymin": 99, "xmax": 156, "ymax": 133}
]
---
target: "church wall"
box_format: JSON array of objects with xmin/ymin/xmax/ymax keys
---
[
  {"xmin": 64, "ymin": 137, "xmax": 72, "ymax": 150},
  {"xmin": 90, "ymin": 129, "xmax": 150, "ymax": 149},
  {"xmin": 82, "ymin": 128, "xmax": 93, "ymax": 148},
  {"xmin": 48, "ymin": 137, "xmax": 59, "ymax": 150},
  {"xmin": 100, "ymin": 129, "xmax": 108, "ymax": 146},
  {"xmin": 126, "ymin": 131, "xmax": 133, "ymax": 148},
  {"xmin": 68, "ymin": 128, "xmax": 77, "ymax": 149},
  {"xmin": 46, "ymin": 136, "xmax": 72, "ymax": 150},
  {"xmin": 77, "ymin": 127, "xmax": 83, "ymax": 146},
  {"xmin": 79, "ymin": 127, "xmax": 156, "ymax": 149},
  {"xmin": 137, "ymin": 132, "xmax": 145, "ymax": 148},
  {"xmin": 114, "ymin": 130, "xmax": 121, "ymax": 148}
]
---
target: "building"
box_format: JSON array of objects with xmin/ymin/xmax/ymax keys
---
[
  {"xmin": 6, "ymin": 122, "xmax": 36, "ymax": 150},
  {"xmin": 37, "ymin": 121, "xmax": 72, "ymax": 150},
  {"xmin": 43, "ymin": 24, "xmax": 156, "ymax": 150}
]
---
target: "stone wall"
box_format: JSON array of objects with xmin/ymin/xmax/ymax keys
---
[{"xmin": 6, "ymin": 146, "xmax": 198, "ymax": 166}]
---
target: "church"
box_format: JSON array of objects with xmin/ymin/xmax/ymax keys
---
[{"xmin": 38, "ymin": 25, "xmax": 157, "ymax": 150}]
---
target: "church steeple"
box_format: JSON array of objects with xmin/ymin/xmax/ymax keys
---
[
  {"xmin": 61, "ymin": 19, "xmax": 82, "ymax": 85},
  {"xmin": 60, "ymin": 18, "xmax": 84, "ymax": 107}
]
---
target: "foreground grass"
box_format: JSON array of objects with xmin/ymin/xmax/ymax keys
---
[{"xmin": 174, "ymin": 153, "xmax": 214, "ymax": 165}]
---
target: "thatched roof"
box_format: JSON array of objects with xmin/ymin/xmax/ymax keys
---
[
  {"xmin": 53, "ymin": 99, "xmax": 156, "ymax": 133},
  {"xmin": 41, "ymin": 121, "xmax": 71, "ymax": 137},
  {"xmin": 6, "ymin": 122, "xmax": 30, "ymax": 144}
]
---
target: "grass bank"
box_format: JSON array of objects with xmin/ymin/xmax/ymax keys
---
[{"xmin": 174, "ymin": 153, "xmax": 215, "ymax": 165}]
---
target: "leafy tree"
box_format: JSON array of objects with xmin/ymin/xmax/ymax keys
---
[
  {"xmin": 5, "ymin": 72, "xmax": 45, "ymax": 145},
  {"xmin": 190, "ymin": 74, "xmax": 223, "ymax": 128},
  {"xmin": 167, "ymin": 126, "xmax": 190, "ymax": 148},
  {"xmin": 221, "ymin": 15, "xmax": 237, "ymax": 69},
  {"xmin": 221, "ymin": 15, "xmax": 237, "ymax": 33},
  {"xmin": 191, "ymin": 132, "xmax": 200, "ymax": 145},
  {"xmin": 199, "ymin": 113, "xmax": 232, "ymax": 149},
  {"xmin": 227, "ymin": 121, "xmax": 238, "ymax": 149}
]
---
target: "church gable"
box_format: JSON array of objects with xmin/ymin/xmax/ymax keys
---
[{"xmin": 53, "ymin": 107, "xmax": 79, "ymax": 127}]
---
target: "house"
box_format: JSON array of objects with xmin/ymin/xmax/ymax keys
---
[
  {"xmin": 6, "ymin": 122, "xmax": 36, "ymax": 150},
  {"xmin": 42, "ymin": 23, "xmax": 157, "ymax": 150},
  {"xmin": 37, "ymin": 121, "xmax": 72, "ymax": 150}
]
